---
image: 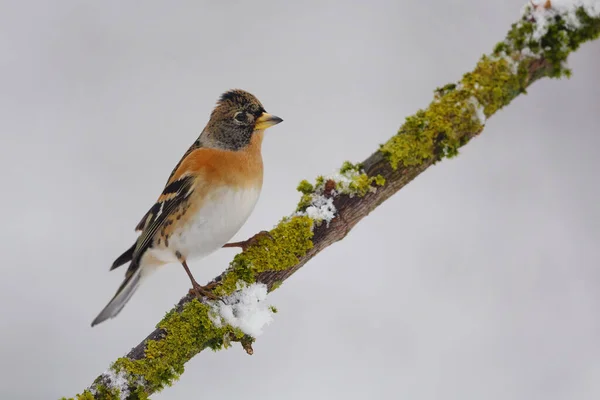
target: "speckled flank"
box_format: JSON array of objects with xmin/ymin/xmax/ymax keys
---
[{"xmin": 152, "ymin": 186, "xmax": 262, "ymax": 263}]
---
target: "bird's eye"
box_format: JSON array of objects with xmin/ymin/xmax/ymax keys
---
[{"xmin": 233, "ymin": 112, "xmax": 247, "ymax": 124}]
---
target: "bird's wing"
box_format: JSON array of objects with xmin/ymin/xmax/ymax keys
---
[
  {"xmin": 135, "ymin": 139, "xmax": 203, "ymax": 232},
  {"xmin": 134, "ymin": 210, "xmax": 151, "ymax": 232},
  {"xmin": 131, "ymin": 173, "xmax": 196, "ymax": 264}
]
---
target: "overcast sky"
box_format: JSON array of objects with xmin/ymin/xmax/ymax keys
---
[{"xmin": 1, "ymin": 1, "xmax": 599, "ymax": 399}]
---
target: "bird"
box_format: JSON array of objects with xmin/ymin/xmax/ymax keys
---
[{"xmin": 91, "ymin": 89, "xmax": 283, "ymax": 327}]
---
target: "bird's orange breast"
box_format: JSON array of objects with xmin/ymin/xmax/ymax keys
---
[{"xmin": 170, "ymin": 131, "xmax": 264, "ymax": 190}]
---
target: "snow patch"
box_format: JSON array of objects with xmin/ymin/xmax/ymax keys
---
[
  {"xmin": 521, "ymin": 46, "xmax": 537, "ymax": 57},
  {"xmin": 299, "ymin": 195, "xmax": 336, "ymax": 227},
  {"xmin": 321, "ymin": 170, "xmax": 361, "ymax": 195},
  {"xmin": 467, "ymin": 96, "xmax": 487, "ymax": 125},
  {"xmin": 526, "ymin": 0, "xmax": 600, "ymax": 41},
  {"xmin": 96, "ymin": 368, "xmax": 131, "ymax": 400},
  {"xmin": 210, "ymin": 283, "xmax": 273, "ymax": 337}
]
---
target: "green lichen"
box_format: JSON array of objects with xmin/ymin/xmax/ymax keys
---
[
  {"xmin": 347, "ymin": 172, "xmax": 386, "ymax": 196},
  {"xmin": 337, "ymin": 161, "xmax": 385, "ymax": 196},
  {"xmin": 62, "ymin": 386, "xmax": 126, "ymax": 400},
  {"xmin": 537, "ymin": 8, "xmax": 600, "ymax": 77},
  {"xmin": 97, "ymin": 384, "xmax": 139, "ymax": 400},
  {"xmin": 380, "ymin": 91, "xmax": 485, "ymax": 168},
  {"xmin": 295, "ymin": 161, "xmax": 386, "ymax": 212},
  {"xmin": 296, "ymin": 180, "xmax": 315, "ymax": 211},
  {"xmin": 372, "ymin": 174, "xmax": 386, "ymax": 186},
  {"xmin": 379, "ymin": 51, "xmax": 526, "ymax": 168},
  {"xmin": 216, "ymin": 216, "xmax": 314, "ymax": 296},
  {"xmin": 380, "ymin": 6, "xmax": 600, "ymax": 170},
  {"xmin": 61, "ymin": 390, "xmax": 96, "ymax": 400},
  {"xmin": 314, "ymin": 175, "xmax": 325, "ymax": 187},
  {"xmin": 295, "ymin": 194, "xmax": 313, "ymax": 211},
  {"xmin": 296, "ymin": 180, "xmax": 314, "ymax": 194},
  {"xmin": 107, "ymin": 298, "xmax": 245, "ymax": 395},
  {"xmin": 493, "ymin": 40, "xmax": 509, "ymax": 54},
  {"xmin": 501, "ymin": 6, "xmax": 599, "ymax": 78},
  {"xmin": 434, "ymin": 83, "xmax": 457, "ymax": 98},
  {"xmin": 339, "ymin": 160, "xmax": 361, "ymax": 174},
  {"xmin": 270, "ymin": 280, "xmax": 283, "ymax": 291}
]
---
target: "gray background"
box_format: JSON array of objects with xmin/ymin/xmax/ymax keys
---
[{"xmin": 1, "ymin": 1, "xmax": 599, "ymax": 399}]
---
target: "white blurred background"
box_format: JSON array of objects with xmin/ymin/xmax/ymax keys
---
[{"xmin": 1, "ymin": 1, "xmax": 599, "ymax": 399}]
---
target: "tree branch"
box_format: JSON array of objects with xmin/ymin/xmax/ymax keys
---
[{"xmin": 65, "ymin": 2, "xmax": 600, "ymax": 399}]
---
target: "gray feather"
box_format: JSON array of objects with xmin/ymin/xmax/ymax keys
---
[{"xmin": 91, "ymin": 266, "xmax": 142, "ymax": 327}]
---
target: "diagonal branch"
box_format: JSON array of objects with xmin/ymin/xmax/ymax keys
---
[{"xmin": 66, "ymin": 2, "xmax": 600, "ymax": 399}]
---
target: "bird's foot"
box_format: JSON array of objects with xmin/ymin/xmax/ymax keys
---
[
  {"xmin": 222, "ymin": 230, "xmax": 273, "ymax": 251},
  {"xmin": 188, "ymin": 281, "xmax": 220, "ymax": 300}
]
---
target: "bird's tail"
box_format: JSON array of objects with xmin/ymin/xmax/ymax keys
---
[
  {"xmin": 110, "ymin": 243, "xmax": 135, "ymax": 271},
  {"xmin": 91, "ymin": 263, "xmax": 143, "ymax": 327}
]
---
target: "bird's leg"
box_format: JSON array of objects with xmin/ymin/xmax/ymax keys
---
[
  {"xmin": 222, "ymin": 230, "xmax": 273, "ymax": 251},
  {"xmin": 181, "ymin": 261, "xmax": 218, "ymax": 300}
]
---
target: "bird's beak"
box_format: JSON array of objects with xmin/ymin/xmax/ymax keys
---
[{"xmin": 255, "ymin": 113, "xmax": 283, "ymax": 130}]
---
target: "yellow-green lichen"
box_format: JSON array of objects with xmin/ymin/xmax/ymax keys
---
[
  {"xmin": 296, "ymin": 180, "xmax": 316, "ymax": 211},
  {"xmin": 380, "ymin": 89, "xmax": 486, "ymax": 169},
  {"xmin": 295, "ymin": 161, "xmax": 386, "ymax": 213},
  {"xmin": 296, "ymin": 194, "xmax": 313, "ymax": 212},
  {"xmin": 337, "ymin": 161, "xmax": 386, "ymax": 196},
  {"xmin": 296, "ymin": 180, "xmax": 314, "ymax": 194},
  {"xmin": 380, "ymin": 50, "xmax": 526, "ymax": 169},
  {"xmin": 380, "ymin": 6, "xmax": 600, "ymax": 170},
  {"xmin": 98, "ymin": 384, "xmax": 140, "ymax": 400},
  {"xmin": 503, "ymin": 7, "xmax": 600, "ymax": 79},
  {"xmin": 535, "ymin": 8, "xmax": 600, "ymax": 77},
  {"xmin": 62, "ymin": 386, "xmax": 129, "ymax": 400},
  {"xmin": 434, "ymin": 83, "xmax": 457, "ymax": 98},
  {"xmin": 110, "ymin": 299, "xmax": 241, "ymax": 395},
  {"xmin": 61, "ymin": 390, "xmax": 96, "ymax": 400},
  {"xmin": 215, "ymin": 216, "xmax": 314, "ymax": 296},
  {"xmin": 346, "ymin": 171, "xmax": 386, "ymax": 196},
  {"xmin": 270, "ymin": 280, "xmax": 283, "ymax": 291},
  {"xmin": 339, "ymin": 160, "xmax": 361, "ymax": 174}
]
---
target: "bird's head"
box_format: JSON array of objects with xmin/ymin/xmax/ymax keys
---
[{"xmin": 201, "ymin": 89, "xmax": 283, "ymax": 151}]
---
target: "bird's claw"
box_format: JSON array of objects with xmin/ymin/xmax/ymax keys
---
[{"xmin": 188, "ymin": 281, "xmax": 220, "ymax": 301}]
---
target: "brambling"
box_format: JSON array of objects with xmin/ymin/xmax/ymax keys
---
[{"xmin": 91, "ymin": 89, "xmax": 283, "ymax": 327}]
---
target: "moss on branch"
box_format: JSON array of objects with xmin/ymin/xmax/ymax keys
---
[{"xmin": 380, "ymin": 4, "xmax": 600, "ymax": 169}]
